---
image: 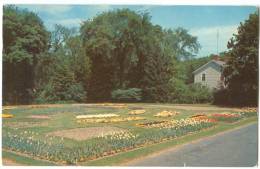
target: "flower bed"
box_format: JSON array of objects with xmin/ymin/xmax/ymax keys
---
[
  {"xmin": 128, "ymin": 109, "xmax": 146, "ymax": 115},
  {"xmin": 152, "ymin": 118, "xmax": 213, "ymax": 129},
  {"xmin": 238, "ymin": 108, "xmax": 258, "ymax": 118},
  {"xmin": 2, "ymin": 114, "xmax": 14, "ymax": 118},
  {"xmin": 77, "ymin": 116, "xmax": 145, "ymax": 123},
  {"xmin": 235, "ymin": 107, "xmax": 257, "ymax": 113},
  {"xmin": 3, "ymin": 117, "xmax": 215, "ymax": 165},
  {"xmin": 136, "ymin": 121, "xmax": 167, "ymax": 127},
  {"xmin": 190, "ymin": 114, "xmax": 217, "ymax": 123},
  {"xmin": 190, "ymin": 114, "xmax": 207, "ymax": 118},
  {"xmin": 154, "ymin": 110, "xmax": 179, "ymax": 117},
  {"xmin": 76, "ymin": 114, "xmax": 119, "ymax": 119},
  {"xmin": 210, "ymin": 112, "xmax": 242, "ymax": 123}
]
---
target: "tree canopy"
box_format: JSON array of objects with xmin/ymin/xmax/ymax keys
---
[
  {"xmin": 81, "ymin": 9, "xmax": 200, "ymax": 102},
  {"xmin": 3, "ymin": 5, "xmax": 257, "ymax": 106},
  {"xmin": 3, "ymin": 5, "xmax": 49, "ymax": 104},
  {"xmin": 221, "ymin": 12, "xmax": 259, "ymax": 106}
]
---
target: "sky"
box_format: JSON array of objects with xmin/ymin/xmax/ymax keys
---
[{"xmin": 16, "ymin": 5, "xmax": 257, "ymax": 57}]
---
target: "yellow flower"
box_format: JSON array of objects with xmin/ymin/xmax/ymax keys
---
[
  {"xmin": 154, "ymin": 110, "xmax": 179, "ymax": 117},
  {"xmin": 128, "ymin": 110, "xmax": 146, "ymax": 115},
  {"xmin": 2, "ymin": 114, "xmax": 14, "ymax": 118}
]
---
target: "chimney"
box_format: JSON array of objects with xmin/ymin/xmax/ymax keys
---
[{"xmin": 212, "ymin": 55, "xmax": 219, "ymax": 61}]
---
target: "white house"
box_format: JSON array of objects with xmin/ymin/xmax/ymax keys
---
[{"xmin": 192, "ymin": 59, "xmax": 226, "ymax": 90}]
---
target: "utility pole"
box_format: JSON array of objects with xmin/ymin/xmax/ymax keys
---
[{"xmin": 217, "ymin": 29, "xmax": 219, "ymax": 55}]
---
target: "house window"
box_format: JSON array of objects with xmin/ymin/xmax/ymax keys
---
[{"xmin": 202, "ymin": 73, "xmax": 206, "ymax": 81}]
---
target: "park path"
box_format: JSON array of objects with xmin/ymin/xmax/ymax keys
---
[{"xmin": 127, "ymin": 123, "xmax": 258, "ymax": 167}]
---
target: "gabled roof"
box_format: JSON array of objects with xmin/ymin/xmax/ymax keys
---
[{"xmin": 192, "ymin": 60, "xmax": 226, "ymax": 74}]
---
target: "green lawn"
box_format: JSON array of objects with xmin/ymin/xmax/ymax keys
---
[{"xmin": 2, "ymin": 103, "xmax": 258, "ymax": 166}]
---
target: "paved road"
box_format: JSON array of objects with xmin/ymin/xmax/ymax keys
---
[{"xmin": 127, "ymin": 123, "xmax": 258, "ymax": 167}]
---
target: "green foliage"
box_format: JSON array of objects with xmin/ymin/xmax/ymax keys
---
[
  {"xmin": 143, "ymin": 53, "xmax": 173, "ymax": 102},
  {"xmin": 34, "ymin": 55, "xmax": 87, "ymax": 103},
  {"xmin": 66, "ymin": 84, "xmax": 87, "ymax": 102},
  {"xmin": 32, "ymin": 25, "xmax": 89, "ymax": 103},
  {"xmin": 187, "ymin": 83, "xmax": 213, "ymax": 103},
  {"xmin": 81, "ymin": 9, "xmax": 200, "ymax": 102},
  {"xmin": 4, "ymin": 5, "xmax": 257, "ymax": 105},
  {"xmin": 3, "ymin": 5, "xmax": 49, "ymax": 104},
  {"xmin": 111, "ymin": 88, "xmax": 142, "ymax": 102},
  {"xmin": 163, "ymin": 28, "xmax": 201, "ymax": 60},
  {"xmin": 212, "ymin": 88, "xmax": 230, "ymax": 105},
  {"xmin": 170, "ymin": 78, "xmax": 213, "ymax": 103},
  {"xmin": 81, "ymin": 9, "xmax": 153, "ymax": 101},
  {"xmin": 220, "ymin": 12, "xmax": 259, "ymax": 106},
  {"xmin": 3, "ymin": 5, "xmax": 49, "ymax": 63}
]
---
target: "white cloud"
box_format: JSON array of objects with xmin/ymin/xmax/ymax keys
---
[
  {"xmin": 56, "ymin": 18, "xmax": 83, "ymax": 27},
  {"xmin": 83, "ymin": 5, "xmax": 113, "ymax": 16},
  {"xmin": 18, "ymin": 5, "xmax": 72, "ymax": 15},
  {"xmin": 44, "ymin": 18, "xmax": 84, "ymax": 30},
  {"xmin": 190, "ymin": 25, "xmax": 239, "ymax": 56}
]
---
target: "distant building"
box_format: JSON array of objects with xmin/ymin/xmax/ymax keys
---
[{"xmin": 192, "ymin": 59, "xmax": 226, "ymax": 90}]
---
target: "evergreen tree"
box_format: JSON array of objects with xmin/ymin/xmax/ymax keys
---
[{"xmin": 223, "ymin": 12, "xmax": 259, "ymax": 106}]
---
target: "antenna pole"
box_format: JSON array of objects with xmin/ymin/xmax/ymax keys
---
[{"xmin": 217, "ymin": 29, "xmax": 219, "ymax": 55}]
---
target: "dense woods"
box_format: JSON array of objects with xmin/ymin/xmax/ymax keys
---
[{"xmin": 3, "ymin": 5, "xmax": 258, "ymax": 106}]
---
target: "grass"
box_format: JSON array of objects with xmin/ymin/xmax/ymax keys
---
[
  {"xmin": 2, "ymin": 151, "xmax": 58, "ymax": 166},
  {"xmin": 2, "ymin": 103, "xmax": 258, "ymax": 165}
]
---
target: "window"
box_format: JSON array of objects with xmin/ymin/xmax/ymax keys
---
[{"xmin": 202, "ymin": 73, "xmax": 206, "ymax": 81}]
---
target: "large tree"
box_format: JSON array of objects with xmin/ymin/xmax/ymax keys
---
[
  {"xmin": 34, "ymin": 25, "xmax": 89, "ymax": 103},
  {"xmin": 163, "ymin": 28, "xmax": 201, "ymax": 60},
  {"xmin": 3, "ymin": 5, "xmax": 49, "ymax": 104},
  {"xmin": 81, "ymin": 9, "xmax": 200, "ymax": 102},
  {"xmin": 223, "ymin": 12, "xmax": 259, "ymax": 106},
  {"xmin": 81, "ymin": 9, "xmax": 155, "ymax": 101}
]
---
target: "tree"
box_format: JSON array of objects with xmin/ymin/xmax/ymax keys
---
[
  {"xmin": 81, "ymin": 9, "xmax": 201, "ymax": 102},
  {"xmin": 222, "ymin": 12, "xmax": 259, "ymax": 106},
  {"xmin": 33, "ymin": 25, "xmax": 89, "ymax": 103},
  {"xmin": 140, "ymin": 26, "xmax": 175, "ymax": 102},
  {"xmin": 163, "ymin": 28, "xmax": 201, "ymax": 60},
  {"xmin": 3, "ymin": 5, "xmax": 49, "ymax": 104},
  {"xmin": 81, "ymin": 9, "xmax": 155, "ymax": 101}
]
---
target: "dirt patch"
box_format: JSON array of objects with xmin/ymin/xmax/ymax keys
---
[
  {"xmin": 2, "ymin": 158, "xmax": 21, "ymax": 166},
  {"xmin": 28, "ymin": 115, "xmax": 50, "ymax": 119},
  {"xmin": 4, "ymin": 121, "xmax": 49, "ymax": 128},
  {"xmin": 47, "ymin": 127, "xmax": 127, "ymax": 141}
]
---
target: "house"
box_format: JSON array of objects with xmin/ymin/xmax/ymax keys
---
[{"xmin": 192, "ymin": 59, "xmax": 226, "ymax": 90}]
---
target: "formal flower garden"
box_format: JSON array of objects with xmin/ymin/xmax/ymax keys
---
[{"xmin": 2, "ymin": 104, "xmax": 258, "ymax": 165}]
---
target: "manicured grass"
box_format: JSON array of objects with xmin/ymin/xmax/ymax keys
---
[
  {"xmin": 2, "ymin": 150, "xmax": 57, "ymax": 166},
  {"xmin": 83, "ymin": 117, "xmax": 257, "ymax": 166}
]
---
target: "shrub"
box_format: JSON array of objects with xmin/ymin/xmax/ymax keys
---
[
  {"xmin": 213, "ymin": 87, "xmax": 257, "ymax": 106},
  {"xmin": 187, "ymin": 83, "xmax": 213, "ymax": 103},
  {"xmin": 169, "ymin": 78, "xmax": 213, "ymax": 103},
  {"xmin": 65, "ymin": 83, "xmax": 87, "ymax": 102},
  {"xmin": 213, "ymin": 88, "xmax": 231, "ymax": 105},
  {"xmin": 33, "ymin": 82, "xmax": 86, "ymax": 103},
  {"xmin": 111, "ymin": 88, "xmax": 142, "ymax": 102}
]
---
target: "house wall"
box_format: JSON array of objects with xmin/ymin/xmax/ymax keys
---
[{"xmin": 194, "ymin": 62, "xmax": 223, "ymax": 89}]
